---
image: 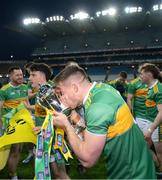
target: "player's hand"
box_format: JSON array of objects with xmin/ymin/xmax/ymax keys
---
[
  {"xmin": 53, "ymin": 111, "xmax": 69, "ymax": 129},
  {"xmin": 33, "ymin": 126, "xmax": 41, "ymax": 134},
  {"xmin": 144, "ymin": 129, "xmax": 152, "ymax": 147},
  {"xmin": 23, "ymin": 101, "xmax": 30, "ymax": 109}
]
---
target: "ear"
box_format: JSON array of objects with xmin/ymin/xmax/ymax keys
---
[{"xmin": 72, "ymin": 83, "xmax": 79, "ymax": 93}]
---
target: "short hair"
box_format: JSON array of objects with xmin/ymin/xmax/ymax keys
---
[
  {"xmin": 29, "ymin": 63, "xmax": 52, "ymax": 81},
  {"xmin": 54, "ymin": 65, "xmax": 89, "ymax": 84},
  {"xmin": 8, "ymin": 66, "xmax": 22, "ymax": 74},
  {"xmin": 138, "ymin": 63, "xmax": 160, "ymax": 79},
  {"xmin": 65, "ymin": 61, "xmax": 79, "ymax": 68},
  {"xmin": 119, "ymin": 71, "xmax": 127, "ymax": 79}
]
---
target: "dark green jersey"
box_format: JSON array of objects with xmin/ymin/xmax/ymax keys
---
[
  {"xmin": 84, "ymin": 82, "xmax": 156, "ymax": 179},
  {"xmin": 27, "ymin": 83, "xmax": 38, "ymax": 105},
  {"xmin": 128, "ymin": 78, "xmax": 148, "ymax": 119},
  {"xmin": 145, "ymin": 81, "xmax": 162, "ymax": 122}
]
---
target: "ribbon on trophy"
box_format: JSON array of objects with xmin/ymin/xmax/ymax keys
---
[
  {"xmin": 54, "ymin": 128, "xmax": 73, "ymax": 161},
  {"xmin": 35, "ymin": 108, "xmax": 53, "ymax": 179},
  {"xmin": 35, "ymin": 84, "xmax": 73, "ymax": 180}
]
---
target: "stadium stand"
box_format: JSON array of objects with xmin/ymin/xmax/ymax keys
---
[{"xmin": 2, "ymin": 1, "xmax": 162, "ymax": 81}]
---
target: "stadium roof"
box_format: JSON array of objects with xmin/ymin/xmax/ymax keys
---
[
  {"xmin": 2, "ymin": 0, "xmax": 161, "ymax": 60},
  {"xmin": 10, "ymin": 3, "xmax": 162, "ymax": 39}
]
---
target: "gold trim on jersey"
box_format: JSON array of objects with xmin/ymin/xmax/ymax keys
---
[
  {"xmin": 145, "ymin": 99, "xmax": 156, "ymax": 107},
  {"xmin": 130, "ymin": 77, "xmax": 139, "ymax": 84},
  {"xmin": 153, "ymin": 85, "xmax": 159, "ymax": 94},
  {"xmin": 134, "ymin": 89, "xmax": 148, "ymax": 97},
  {"xmin": 1, "ymin": 83, "xmax": 11, "ymax": 91},
  {"xmin": 107, "ymin": 103, "xmax": 133, "ymax": 139},
  {"xmin": 35, "ymin": 104, "xmax": 46, "ymax": 117},
  {"xmin": 3, "ymin": 98, "xmax": 27, "ymax": 108}
]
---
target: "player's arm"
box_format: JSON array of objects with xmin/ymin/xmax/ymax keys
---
[
  {"xmin": 147, "ymin": 104, "xmax": 162, "ymax": 134},
  {"xmin": 144, "ymin": 104, "xmax": 162, "ymax": 144},
  {"xmin": 53, "ymin": 111, "xmax": 106, "ymax": 168},
  {"xmin": 23, "ymin": 98, "xmax": 35, "ymax": 111},
  {"xmin": 28, "ymin": 89, "xmax": 37, "ymax": 100},
  {"xmin": 127, "ymin": 93, "xmax": 134, "ymax": 112}
]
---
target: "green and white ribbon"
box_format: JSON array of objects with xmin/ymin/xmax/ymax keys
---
[
  {"xmin": 35, "ymin": 109, "xmax": 73, "ymax": 180},
  {"xmin": 35, "ymin": 109, "xmax": 53, "ymax": 179}
]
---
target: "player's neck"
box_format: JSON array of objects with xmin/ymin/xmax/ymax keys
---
[{"xmin": 10, "ymin": 82, "xmax": 21, "ymax": 87}]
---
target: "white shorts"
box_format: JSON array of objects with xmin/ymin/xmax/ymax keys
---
[{"xmin": 135, "ymin": 117, "xmax": 159, "ymax": 142}]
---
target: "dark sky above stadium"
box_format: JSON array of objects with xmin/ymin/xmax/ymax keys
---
[{"xmin": 0, "ymin": 0, "xmax": 159, "ymax": 60}]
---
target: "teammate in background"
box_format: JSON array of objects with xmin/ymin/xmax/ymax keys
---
[
  {"xmin": 127, "ymin": 76, "xmax": 148, "ymax": 124},
  {"xmin": 138, "ymin": 63, "xmax": 162, "ymax": 175},
  {"xmin": 127, "ymin": 68, "xmax": 162, "ymax": 170},
  {"xmin": 107, "ymin": 71, "xmax": 128, "ymax": 101},
  {"xmin": 0, "ymin": 66, "xmax": 28, "ymax": 179},
  {"xmin": 53, "ymin": 65, "xmax": 156, "ymax": 179},
  {"xmin": 27, "ymin": 63, "xmax": 69, "ymax": 179}
]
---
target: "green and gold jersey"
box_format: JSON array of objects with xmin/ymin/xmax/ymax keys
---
[
  {"xmin": 128, "ymin": 78, "xmax": 148, "ymax": 119},
  {"xmin": 34, "ymin": 103, "xmax": 46, "ymax": 126},
  {"xmin": 145, "ymin": 81, "xmax": 162, "ymax": 122},
  {"xmin": 108, "ymin": 79, "xmax": 128, "ymax": 101},
  {"xmin": 27, "ymin": 83, "xmax": 38, "ymax": 105},
  {"xmin": 0, "ymin": 83, "xmax": 28, "ymax": 116},
  {"xmin": 84, "ymin": 82, "xmax": 156, "ymax": 179}
]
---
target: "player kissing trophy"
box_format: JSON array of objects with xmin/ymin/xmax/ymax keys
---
[{"xmin": 37, "ymin": 84, "xmax": 86, "ymax": 138}]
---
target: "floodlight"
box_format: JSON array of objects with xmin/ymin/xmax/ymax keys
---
[
  {"xmin": 60, "ymin": 16, "xmax": 64, "ymax": 21},
  {"xmin": 96, "ymin": 8, "xmax": 117, "ymax": 17},
  {"xmin": 56, "ymin": 16, "xmax": 59, "ymax": 21},
  {"xmin": 125, "ymin": 6, "xmax": 142, "ymax": 14},
  {"xmin": 108, "ymin": 8, "xmax": 116, "ymax": 16},
  {"xmin": 46, "ymin": 15, "xmax": 64, "ymax": 22},
  {"xmin": 31, "ymin": 18, "xmax": 35, "ymax": 23},
  {"xmin": 102, "ymin": 8, "xmax": 116, "ymax": 16},
  {"xmin": 23, "ymin": 18, "xmax": 40, "ymax": 25},
  {"xmin": 125, "ymin": 7, "xmax": 129, "ymax": 14},
  {"xmin": 153, "ymin": 5, "xmax": 159, "ymax": 11},
  {"xmin": 138, "ymin": 7, "xmax": 142, "ymax": 12},
  {"xmin": 96, "ymin": 11, "xmax": 101, "ymax": 17},
  {"xmin": 70, "ymin": 11, "xmax": 89, "ymax": 20},
  {"xmin": 130, "ymin": 7, "xmax": 137, "ymax": 13},
  {"xmin": 52, "ymin": 16, "xmax": 56, "ymax": 21},
  {"xmin": 23, "ymin": 18, "xmax": 31, "ymax": 25},
  {"xmin": 160, "ymin": 4, "xmax": 162, "ymax": 10}
]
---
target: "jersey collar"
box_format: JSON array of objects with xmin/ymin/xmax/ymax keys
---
[
  {"xmin": 9, "ymin": 82, "xmax": 21, "ymax": 88},
  {"xmin": 149, "ymin": 80, "xmax": 158, "ymax": 89},
  {"xmin": 83, "ymin": 82, "xmax": 97, "ymax": 105}
]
